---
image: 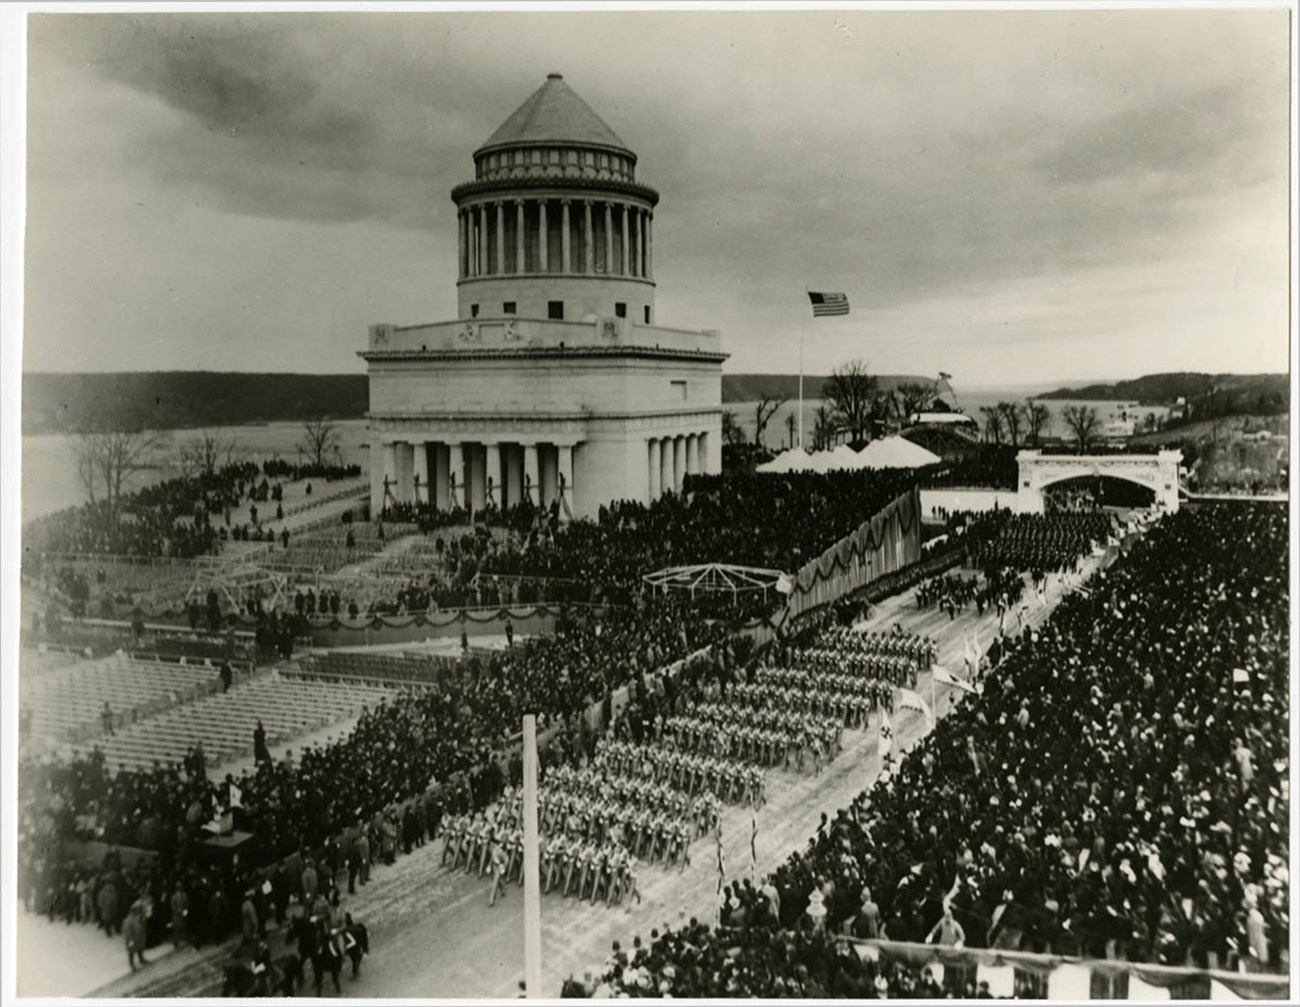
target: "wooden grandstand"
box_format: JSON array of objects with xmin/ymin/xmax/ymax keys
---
[{"xmin": 71, "ymin": 671, "xmax": 395, "ymax": 773}]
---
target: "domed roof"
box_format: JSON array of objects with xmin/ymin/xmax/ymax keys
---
[{"xmin": 478, "ymin": 74, "xmax": 630, "ymax": 155}]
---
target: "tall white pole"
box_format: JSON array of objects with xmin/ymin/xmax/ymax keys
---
[
  {"xmin": 798, "ymin": 317, "xmax": 806, "ymax": 450},
  {"xmin": 522, "ymin": 715, "xmax": 542, "ymax": 997}
]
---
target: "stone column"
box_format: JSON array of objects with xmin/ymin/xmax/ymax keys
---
[
  {"xmin": 603, "ymin": 202, "xmax": 612, "ymax": 275},
  {"xmin": 495, "ymin": 201, "xmax": 505, "ymax": 275},
  {"xmin": 620, "ymin": 203, "xmax": 629, "ymax": 275},
  {"xmin": 462, "ymin": 209, "xmax": 473, "ymax": 279},
  {"xmin": 523, "ymin": 443, "xmax": 541, "ymax": 505},
  {"xmin": 382, "ymin": 442, "xmax": 397, "ymax": 509},
  {"xmin": 413, "ymin": 442, "xmax": 430, "ymax": 504},
  {"xmin": 672, "ymin": 435, "xmax": 685, "ymax": 491},
  {"xmin": 395, "ymin": 442, "xmax": 415, "ymax": 504},
  {"xmin": 557, "ymin": 444, "xmax": 574, "ymax": 514},
  {"xmin": 686, "ymin": 433, "xmax": 699, "ymax": 476},
  {"xmin": 485, "ymin": 443, "xmax": 502, "ymax": 508},
  {"xmin": 647, "ymin": 439, "xmax": 661, "ymax": 500},
  {"xmin": 660, "ymin": 436, "xmax": 673, "ymax": 496},
  {"xmin": 515, "ymin": 200, "xmax": 526, "ymax": 274},
  {"xmin": 560, "ymin": 200, "xmax": 572, "ymax": 274},
  {"xmin": 448, "ymin": 442, "xmax": 465, "ymax": 509},
  {"xmin": 632, "ymin": 210, "xmax": 642, "ymax": 277},
  {"xmin": 646, "ymin": 212, "xmax": 654, "ymax": 280},
  {"xmin": 583, "ymin": 200, "xmax": 594, "ymax": 274},
  {"xmin": 538, "ymin": 200, "xmax": 549, "ymax": 272},
  {"xmin": 468, "ymin": 208, "xmax": 477, "ymax": 277}
]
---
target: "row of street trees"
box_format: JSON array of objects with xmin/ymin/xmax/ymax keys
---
[
  {"xmin": 723, "ymin": 359, "xmax": 940, "ymax": 451},
  {"xmin": 69, "ymin": 418, "xmax": 344, "ymax": 523},
  {"xmin": 978, "ymin": 401, "xmax": 1107, "ymax": 451}
]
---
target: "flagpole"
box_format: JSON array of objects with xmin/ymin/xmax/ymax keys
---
[{"xmin": 798, "ymin": 314, "xmax": 806, "ymax": 450}]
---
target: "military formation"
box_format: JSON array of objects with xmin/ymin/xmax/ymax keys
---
[{"xmin": 664, "ymin": 704, "xmax": 842, "ymax": 774}]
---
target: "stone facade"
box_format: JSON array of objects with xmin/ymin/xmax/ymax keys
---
[
  {"xmin": 361, "ymin": 74, "xmax": 725, "ymax": 518},
  {"xmin": 1015, "ymin": 450, "xmax": 1183, "ymax": 514}
]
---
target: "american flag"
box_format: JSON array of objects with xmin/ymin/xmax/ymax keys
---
[{"xmin": 808, "ymin": 291, "xmax": 850, "ymax": 317}]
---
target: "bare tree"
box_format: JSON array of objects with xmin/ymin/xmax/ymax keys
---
[
  {"xmin": 721, "ymin": 410, "xmax": 745, "ymax": 447},
  {"xmin": 72, "ymin": 425, "xmax": 163, "ymax": 518},
  {"xmin": 979, "ymin": 406, "xmax": 1005, "ymax": 445},
  {"xmin": 1062, "ymin": 404, "xmax": 1101, "ymax": 450},
  {"xmin": 753, "ymin": 394, "xmax": 789, "ymax": 447},
  {"xmin": 298, "ymin": 418, "xmax": 342, "ymax": 468},
  {"xmin": 177, "ymin": 429, "xmax": 242, "ymax": 480},
  {"xmin": 812, "ymin": 405, "xmax": 838, "ymax": 451},
  {"xmin": 1025, "ymin": 401, "xmax": 1052, "ymax": 446},
  {"xmin": 997, "ymin": 401, "xmax": 1024, "ymax": 447},
  {"xmin": 825, "ymin": 359, "xmax": 880, "ymax": 443},
  {"xmin": 892, "ymin": 381, "xmax": 935, "ymax": 423}
]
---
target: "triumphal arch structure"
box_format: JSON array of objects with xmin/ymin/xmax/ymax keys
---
[{"xmin": 1016, "ymin": 450, "xmax": 1183, "ymax": 514}]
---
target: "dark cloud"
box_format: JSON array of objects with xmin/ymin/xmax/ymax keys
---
[{"xmin": 22, "ymin": 10, "xmax": 1290, "ymax": 379}]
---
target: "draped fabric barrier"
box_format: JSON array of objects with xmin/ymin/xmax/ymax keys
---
[
  {"xmin": 850, "ymin": 939, "xmax": 1289, "ymax": 1001},
  {"xmin": 784, "ymin": 488, "xmax": 923, "ymax": 622}
]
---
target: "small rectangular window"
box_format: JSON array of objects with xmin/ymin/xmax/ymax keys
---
[
  {"xmin": 615, "ymin": 302, "xmax": 627, "ymax": 318},
  {"xmin": 671, "ymin": 380, "xmax": 687, "ymax": 401},
  {"xmin": 643, "ymin": 305, "xmax": 651, "ymax": 323},
  {"xmin": 548, "ymin": 301, "xmax": 564, "ymax": 320},
  {"xmin": 503, "ymin": 301, "xmax": 517, "ymax": 314},
  {"xmin": 471, "ymin": 304, "xmax": 480, "ymax": 318}
]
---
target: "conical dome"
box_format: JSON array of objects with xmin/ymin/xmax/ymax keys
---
[{"xmin": 477, "ymin": 73, "xmax": 630, "ymax": 156}]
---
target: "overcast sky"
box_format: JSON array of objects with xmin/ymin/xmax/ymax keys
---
[{"xmin": 21, "ymin": 8, "xmax": 1291, "ymax": 388}]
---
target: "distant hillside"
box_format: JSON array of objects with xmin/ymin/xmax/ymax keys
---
[
  {"xmin": 1037, "ymin": 372, "xmax": 1288, "ymax": 407},
  {"xmin": 23, "ymin": 372, "xmax": 369, "ymax": 435},
  {"xmin": 722, "ymin": 373, "xmax": 933, "ymax": 403}
]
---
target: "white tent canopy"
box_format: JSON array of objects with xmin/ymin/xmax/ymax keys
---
[{"xmin": 757, "ymin": 437, "xmax": 940, "ymax": 473}]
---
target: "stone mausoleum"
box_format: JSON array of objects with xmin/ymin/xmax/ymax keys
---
[{"xmin": 362, "ymin": 74, "xmax": 725, "ymax": 519}]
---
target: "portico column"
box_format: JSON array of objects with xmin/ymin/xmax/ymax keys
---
[
  {"xmin": 448, "ymin": 442, "xmax": 465, "ymax": 509},
  {"xmin": 686, "ymin": 433, "xmax": 699, "ymax": 476},
  {"xmin": 660, "ymin": 436, "xmax": 673, "ymax": 496},
  {"xmin": 648, "ymin": 439, "xmax": 661, "ymax": 500},
  {"xmin": 672, "ymin": 435, "xmax": 685, "ymax": 491},
  {"xmin": 382, "ymin": 442, "xmax": 397, "ymax": 509},
  {"xmin": 485, "ymin": 443, "xmax": 502, "ymax": 508},
  {"xmin": 646, "ymin": 212, "xmax": 654, "ymax": 280},
  {"xmin": 495, "ymin": 201, "xmax": 505, "ymax": 275},
  {"xmin": 515, "ymin": 200, "xmax": 526, "ymax": 274},
  {"xmin": 412, "ymin": 442, "xmax": 430, "ymax": 505},
  {"xmin": 538, "ymin": 200, "xmax": 549, "ymax": 272},
  {"xmin": 395, "ymin": 442, "xmax": 415, "ymax": 504},
  {"xmin": 620, "ymin": 204, "xmax": 629, "ymax": 275},
  {"xmin": 603, "ymin": 202, "xmax": 612, "ymax": 275},
  {"xmin": 523, "ymin": 443, "xmax": 541, "ymax": 505},
  {"xmin": 583, "ymin": 200, "xmax": 594, "ymax": 273},
  {"xmin": 557, "ymin": 444, "xmax": 574, "ymax": 516},
  {"xmin": 560, "ymin": 200, "xmax": 572, "ymax": 273}
]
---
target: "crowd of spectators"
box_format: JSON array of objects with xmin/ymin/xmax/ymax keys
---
[
  {"xmin": 18, "ymin": 597, "xmax": 732, "ymax": 951},
  {"xmin": 582, "ymin": 502, "xmax": 1287, "ymax": 995},
  {"xmin": 24, "ymin": 458, "xmax": 360, "ymax": 565}
]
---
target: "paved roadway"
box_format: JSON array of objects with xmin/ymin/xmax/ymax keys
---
[{"xmin": 43, "ymin": 553, "xmax": 1102, "ymax": 998}]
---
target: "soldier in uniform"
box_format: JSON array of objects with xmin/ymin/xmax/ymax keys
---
[{"xmin": 487, "ymin": 841, "xmax": 509, "ymax": 907}]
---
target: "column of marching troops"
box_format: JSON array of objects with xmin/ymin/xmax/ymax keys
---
[{"xmin": 434, "ymin": 625, "xmax": 936, "ymax": 910}]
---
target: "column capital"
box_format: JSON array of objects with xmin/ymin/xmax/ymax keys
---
[
  {"xmin": 560, "ymin": 197, "xmax": 572, "ymax": 206},
  {"xmin": 513, "ymin": 197, "xmax": 526, "ymax": 207}
]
